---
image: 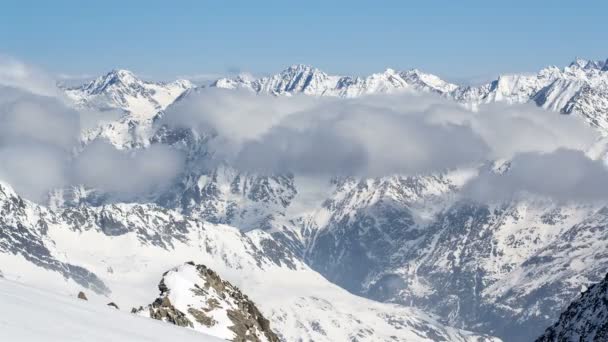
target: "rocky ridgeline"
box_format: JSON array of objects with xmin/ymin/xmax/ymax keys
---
[
  {"xmin": 537, "ymin": 272, "xmax": 608, "ymax": 341},
  {"xmin": 133, "ymin": 262, "xmax": 279, "ymax": 342}
]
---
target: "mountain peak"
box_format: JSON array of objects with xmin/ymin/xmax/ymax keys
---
[
  {"xmin": 78, "ymin": 68, "xmax": 141, "ymax": 95},
  {"xmin": 382, "ymin": 68, "xmax": 398, "ymax": 75},
  {"xmin": 569, "ymin": 57, "xmax": 607, "ymax": 71},
  {"xmin": 570, "ymin": 57, "xmax": 590, "ymax": 69},
  {"xmin": 284, "ymin": 63, "xmax": 318, "ymax": 72},
  {"xmin": 277, "ymin": 64, "xmax": 327, "ymax": 79},
  {"xmin": 108, "ymin": 68, "xmax": 136, "ymax": 77},
  {"xmin": 103, "ymin": 68, "xmax": 140, "ymax": 84}
]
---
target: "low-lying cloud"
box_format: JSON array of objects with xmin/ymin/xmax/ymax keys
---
[
  {"xmin": 463, "ymin": 149, "xmax": 608, "ymax": 203},
  {"xmin": 74, "ymin": 141, "xmax": 185, "ymax": 199},
  {"xmin": 1, "ymin": 58, "xmax": 607, "ymax": 204},
  {"xmin": 161, "ymin": 88, "xmax": 599, "ymax": 178}
]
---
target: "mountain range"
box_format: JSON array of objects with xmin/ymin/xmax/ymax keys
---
[{"xmin": 2, "ymin": 57, "xmax": 608, "ymax": 341}]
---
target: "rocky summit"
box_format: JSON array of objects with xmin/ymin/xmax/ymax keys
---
[{"xmin": 134, "ymin": 262, "xmax": 280, "ymax": 342}]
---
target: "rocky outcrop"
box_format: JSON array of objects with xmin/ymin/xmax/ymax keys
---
[
  {"xmin": 536, "ymin": 272, "xmax": 608, "ymax": 341},
  {"xmin": 135, "ymin": 262, "xmax": 279, "ymax": 342}
]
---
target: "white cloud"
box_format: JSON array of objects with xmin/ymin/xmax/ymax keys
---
[
  {"xmin": 73, "ymin": 140, "xmax": 185, "ymax": 201},
  {"xmin": 463, "ymin": 149, "xmax": 608, "ymax": 202},
  {"xmin": 0, "ymin": 55, "xmax": 59, "ymax": 97},
  {"xmin": 0, "ymin": 143, "xmax": 70, "ymax": 202},
  {"xmin": 0, "ymin": 88, "xmax": 81, "ymax": 150},
  {"xmin": 160, "ymin": 89, "xmax": 599, "ymax": 178}
]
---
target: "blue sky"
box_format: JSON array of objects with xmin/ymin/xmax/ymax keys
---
[{"xmin": 1, "ymin": 0, "xmax": 606, "ymax": 82}]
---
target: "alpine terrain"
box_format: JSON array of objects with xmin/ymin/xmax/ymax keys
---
[{"xmin": 2, "ymin": 57, "xmax": 608, "ymax": 341}]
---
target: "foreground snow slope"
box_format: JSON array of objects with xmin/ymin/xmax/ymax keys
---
[{"xmin": 0, "ymin": 278, "xmax": 222, "ymax": 342}]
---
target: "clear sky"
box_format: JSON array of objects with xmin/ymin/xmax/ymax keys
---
[{"xmin": 1, "ymin": 0, "xmax": 606, "ymax": 82}]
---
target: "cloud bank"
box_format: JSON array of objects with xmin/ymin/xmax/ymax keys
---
[
  {"xmin": 463, "ymin": 149, "xmax": 608, "ymax": 203},
  {"xmin": 1, "ymin": 57, "xmax": 606, "ymax": 204},
  {"xmin": 161, "ymin": 88, "xmax": 599, "ymax": 178},
  {"xmin": 159, "ymin": 88, "xmax": 608, "ymax": 202}
]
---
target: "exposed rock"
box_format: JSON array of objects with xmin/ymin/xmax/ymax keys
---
[
  {"xmin": 537, "ymin": 272, "xmax": 608, "ymax": 341},
  {"xmin": 77, "ymin": 291, "xmax": 88, "ymax": 301},
  {"xmin": 107, "ymin": 302, "xmax": 119, "ymax": 309},
  {"xmin": 135, "ymin": 262, "xmax": 280, "ymax": 342},
  {"xmin": 147, "ymin": 295, "xmax": 193, "ymax": 328}
]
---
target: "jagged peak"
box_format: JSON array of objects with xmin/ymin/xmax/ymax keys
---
[
  {"xmin": 172, "ymin": 78, "xmax": 194, "ymax": 88},
  {"xmin": 569, "ymin": 57, "xmax": 607, "ymax": 71},
  {"xmin": 285, "ymin": 63, "xmax": 317, "ymax": 71},
  {"xmin": 570, "ymin": 57, "xmax": 590, "ymax": 68},
  {"xmin": 107, "ymin": 68, "xmax": 136, "ymax": 77},
  {"xmin": 381, "ymin": 68, "xmax": 399, "ymax": 76},
  {"xmin": 77, "ymin": 68, "xmax": 142, "ymax": 94},
  {"xmin": 99, "ymin": 69, "xmax": 140, "ymax": 84},
  {"xmin": 279, "ymin": 63, "xmax": 326, "ymax": 77},
  {"xmin": 401, "ymin": 68, "xmax": 422, "ymax": 75}
]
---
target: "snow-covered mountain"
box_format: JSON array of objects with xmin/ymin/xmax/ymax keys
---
[
  {"xmin": 452, "ymin": 58, "xmax": 608, "ymax": 132},
  {"xmin": 536, "ymin": 272, "xmax": 608, "ymax": 341},
  {"xmin": 213, "ymin": 58, "xmax": 608, "ymax": 134},
  {"xmin": 65, "ymin": 69, "xmax": 193, "ymax": 119},
  {"xmin": 70, "ymin": 58, "xmax": 608, "ymax": 149},
  {"xmin": 299, "ymin": 174, "xmax": 608, "ymax": 340},
  {"xmin": 0, "ymin": 181, "xmax": 495, "ymax": 341},
  {"xmin": 212, "ymin": 64, "xmax": 458, "ymax": 97},
  {"xmin": 64, "ymin": 69, "xmax": 193, "ymax": 148}
]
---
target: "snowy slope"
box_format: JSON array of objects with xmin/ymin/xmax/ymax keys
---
[
  {"xmin": 298, "ymin": 170, "xmax": 608, "ymax": 340},
  {"xmin": 452, "ymin": 58, "xmax": 608, "ymax": 132},
  {"xmin": 0, "ymin": 277, "xmax": 222, "ymax": 342},
  {"xmin": 0, "ymin": 182, "xmax": 496, "ymax": 342}
]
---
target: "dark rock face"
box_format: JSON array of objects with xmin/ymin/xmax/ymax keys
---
[
  {"xmin": 147, "ymin": 295, "xmax": 193, "ymax": 328},
  {"xmin": 136, "ymin": 263, "xmax": 280, "ymax": 342},
  {"xmin": 537, "ymin": 272, "xmax": 608, "ymax": 342}
]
